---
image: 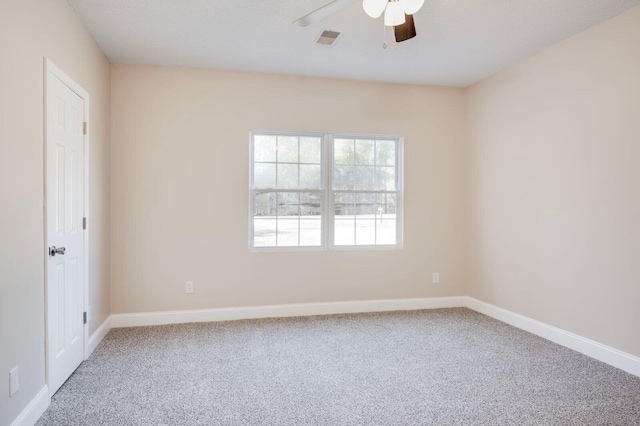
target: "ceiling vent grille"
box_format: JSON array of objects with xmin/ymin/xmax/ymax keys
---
[{"xmin": 316, "ymin": 30, "xmax": 341, "ymax": 46}]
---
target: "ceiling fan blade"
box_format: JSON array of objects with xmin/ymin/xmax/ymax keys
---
[
  {"xmin": 394, "ymin": 14, "xmax": 417, "ymax": 42},
  {"xmin": 293, "ymin": 0, "xmax": 359, "ymax": 27},
  {"xmin": 362, "ymin": 0, "xmax": 387, "ymax": 18},
  {"xmin": 402, "ymin": 0, "xmax": 425, "ymax": 15}
]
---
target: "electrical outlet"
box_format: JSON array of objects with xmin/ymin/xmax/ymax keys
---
[
  {"xmin": 9, "ymin": 366, "xmax": 19, "ymax": 397},
  {"xmin": 432, "ymin": 273, "xmax": 440, "ymax": 284},
  {"xmin": 185, "ymin": 281, "xmax": 194, "ymax": 294}
]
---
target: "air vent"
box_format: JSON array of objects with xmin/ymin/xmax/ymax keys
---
[{"xmin": 315, "ymin": 30, "xmax": 341, "ymax": 46}]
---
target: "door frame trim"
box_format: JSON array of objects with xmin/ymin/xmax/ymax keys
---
[{"xmin": 43, "ymin": 58, "xmax": 91, "ymax": 396}]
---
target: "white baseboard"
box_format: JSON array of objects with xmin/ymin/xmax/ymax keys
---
[
  {"xmin": 87, "ymin": 315, "xmax": 112, "ymax": 357},
  {"xmin": 110, "ymin": 296, "xmax": 467, "ymax": 328},
  {"xmin": 102, "ymin": 295, "xmax": 640, "ymax": 379},
  {"xmin": 466, "ymin": 297, "xmax": 640, "ymax": 378},
  {"xmin": 10, "ymin": 385, "xmax": 50, "ymax": 426}
]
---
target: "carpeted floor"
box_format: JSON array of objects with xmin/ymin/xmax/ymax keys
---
[{"xmin": 37, "ymin": 308, "xmax": 640, "ymax": 425}]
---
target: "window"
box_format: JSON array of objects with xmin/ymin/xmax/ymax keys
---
[
  {"xmin": 250, "ymin": 132, "xmax": 402, "ymax": 250},
  {"xmin": 252, "ymin": 134, "xmax": 324, "ymax": 248}
]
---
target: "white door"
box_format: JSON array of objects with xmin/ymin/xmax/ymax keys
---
[{"xmin": 46, "ymin": 71, "xmax": 86, "ymax": 395}]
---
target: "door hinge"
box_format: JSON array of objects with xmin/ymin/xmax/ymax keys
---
[
  {"xmin": 83, "ymin": 122, "xmax": 87, "ymax": 135},
  {"xmin": 83, "ymin": 312, "xmax": 87, "ymax": 324},
  {"xmin": 83, "ymin": 217, "xmax": 87, "ymax": 230}
]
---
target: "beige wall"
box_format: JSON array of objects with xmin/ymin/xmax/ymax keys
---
[
  {"xmin": 110, "ymin": 66, "xmax": 468, "ymax": 314},
  {"xmin": 0, "ymin": 0, "xmax": 110, "ymax": 423},
  {"xmin": 467, "ymin": 6, "xmax": 640, "ymax": 356}
]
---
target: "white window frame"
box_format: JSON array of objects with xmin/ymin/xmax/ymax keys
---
[{"xmin": 249, "ymin": 131, "xmax": 403, "ymax": 251}]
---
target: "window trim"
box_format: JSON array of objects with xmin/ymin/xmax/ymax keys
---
[{"xmin": 249, "ymin": 130, "xmax": 404, "ymax": 252}]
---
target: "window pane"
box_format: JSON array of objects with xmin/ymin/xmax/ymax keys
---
[
  {"xmin": 300, "ymin": 137, "xmax": 321, "ymax": 164},
  {"xmin": 254, "ymin": 163, "xmax": 276, "ymax": 189},
  {"xmin": 300, "ymin": 219, "xmax": 321, "ymax": 246},
  {"xmin": 355, "ymin": 140, "xmax": 375, "ymax": 165},
  {"xmin": 377, "ymin": 193, "xmax": 397, "ymax": 215},
  {"xmin": 277, "ymin": 192, "xmax": 299, "ymax": 216},
  {"xmin": 356, "ymin": 193, "xmax": 377, "ymax": 218},
  {"xmin": 277, "ymin": 219, "xmax": 299, "ymax": 247},
  {"xmin": 334, "ymin": 165, "xmax": 354, "ymax": 190},
  {"xmin": 300, "ymin": 193, "xmax": 322, "ymax": 217},
  {"xmin": 277, "ymin": 136, "xmax": 298, "ymax": 163},
  {"xmin": 334, "ymin": 139, "xmax": 354, "ymax": 165},
  {"xmin": 254, "ymin": 192, "xmax": 276, "ymax": 216},
  {"xmin": 334, "ymin": 219, "xmax": 355, "ymax": 245},
  {"xmin": 334, "ymin": 193, "xmax": 355, "ymax": 218},
  {"xmin": 277, "ymin": 163, "xmax": 298, "ymax": 189},
  {"xmin": 375, "ymin": 166, "xmax": 396, "ymax": 191},
  {"xmin": 254, "ymin": 135, "xmax": 276, "ymax": 162},
  {"xmin": 376, "ymin": 140, "xmax": 395, "ymax": 166},
  {"xmin": 253, "ymin": 218, "xmax": 276, "ymax": 247},
  {"xmin": 377, "ymin": 219, "xmax": 396, "ymax": 245},
  {"xmin": 355, "ymin": 220, "xmax": 376, "ymax": 245},
  {"xmin": 355, "ymin": 166, "xmax": 375, "ymax": 190},
  {"xmin": 377, "ymin": 193, "xmax": 397, "ymax": 245},
  {"xmin": 300, "ymin": 164, "xmax": 321, "ymax": 189}
]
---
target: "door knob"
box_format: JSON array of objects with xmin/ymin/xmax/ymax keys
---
[{"xmin": 49, "ymin": 246, "xmax": 66, "ymax": 256}]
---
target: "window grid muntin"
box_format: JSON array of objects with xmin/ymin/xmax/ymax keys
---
[
  {"xmin": 332, "ymin": 191, "xmax": 397, "ymax": 246},
  {"xmin": 253, "ymin": 134, "xmax": 323, "ymax": 192},
  {"xmin": 253, "ymin": 189, "xmax": 323, "ymax": 248},
  {"xmin": 332, "ymin": 138, "xmax": 398, "ymax": 192}
]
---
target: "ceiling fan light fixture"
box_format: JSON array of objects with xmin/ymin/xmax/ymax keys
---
[
  {"xmin": 362, "ymin": 0, "xmax": 388, "ymax": 18},
  {"xmin": 402, "ymin": 0, "xmax": 425, "ymax": 15},
  {"xmin": 384, "ymin": 1, "xmax": 406, "ymax": 27}
]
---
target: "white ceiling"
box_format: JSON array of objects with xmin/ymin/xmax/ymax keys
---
[{"xmin": 67, "ymin": 0, "xmax": 639, "ymax": 87}]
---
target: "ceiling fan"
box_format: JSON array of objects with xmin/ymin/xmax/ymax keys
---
[{"xmin": 293, "ymin": 0, "xmax": 425, "ymax": 44}]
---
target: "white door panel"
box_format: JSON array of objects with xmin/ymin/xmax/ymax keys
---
[{"xmin": 46, "ymin": 72, "xmax": 85, "ymax": 396}]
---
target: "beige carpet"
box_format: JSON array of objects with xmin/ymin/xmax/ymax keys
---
[{"xmin": 38, "ymin": 308, "xmax": 640, "ymax": 425}]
